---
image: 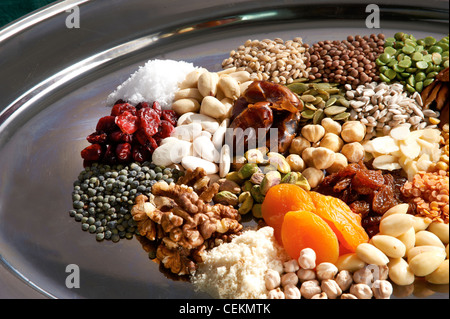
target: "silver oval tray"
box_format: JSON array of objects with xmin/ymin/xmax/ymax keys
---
[{"xmin": 0, "ymin": 0, "xmax": 448, "ymax": 299}]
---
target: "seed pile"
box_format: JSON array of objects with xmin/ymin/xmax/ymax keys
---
[
  {"xmin": 304, "ymin": 34, "xmax": 385, "ymax": 87},
  {"xmin": 345, "ymin": 81, "xmax": 438, "ymax": 139},
  {"xmin": 286, "ymin": 81, "xmax": 351, "ymax": 123},
  {"xmin": 69, "ymin": 162, "xmax": 182, "ymax": 242},
  {"xmin": 401, "ymin": 170, "xmax": 449, "ymax": 223},
  {"xmin": 378, "ymin": 33, "xmax": 449, "ymax": 93},
  {"xmin": 221, "ymin": 38, "xmax": 310, "ymax": 85}
]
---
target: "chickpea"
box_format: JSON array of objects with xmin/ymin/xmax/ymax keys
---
[
  {"xmin": 283, "ymin": 259, "xmax": 300, "ymax": 273},
  {"xmin": 298, "ymin": 248, "xmax": 316, "ymax": 269},
  {"xmin": 335, "ymin": 270, "xmax": 353, "ymax": 292},
  {"xmin": 284, "ymin": 284, "xmax": 301, "ymax": 299},
  {"xmin": 316, "ymin": 262, "xmax": 338, "ymax": 281},
  {"xmin": 281, "ymin": 272, "xmax": 299, "ymax": 287},
  {"xmin": 350, "ymin": 283, "xmax": 373, "ymax": 299},
  {"xmin": 297, "ymin": 268, "xmax": 316, "ymax": 283},
  {"xmin": 264, "ymin": 269, "xmax": 281, "ymax": 290},
  {"xmin": 371, "ymin": 280, "xmax": 393, "ymax": 299},
  {"xmin": 321, "ymin": 279, "xmax": 342, "ymax": 299},
  {"xmin": 300, "ymin": 280, "xmax": 321, "ymax": 299},
  {"xmin": 267, "ymin": 288, "xmax": 285, "ymax": 299}
]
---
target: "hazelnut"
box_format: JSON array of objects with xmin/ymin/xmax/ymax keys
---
[
  {"xmin": 301, "ymin": 147, "xmax": 315, "ymax": 167},
  {"xmin": 289, "ymin": 136, "xmax": 311, "ymax": 155},
  {"xmin": 301, "ymin": 124, "xmax": 326, "ymax": 143},
  {"xmin": 341, "ymin": 121, "xmax": 366, "ymax": 143},
  {"xmin": 286, "ymin": 154, "xmax": 305, "ymax": 172},
  {"xmin": 341, "ymin": 142, "xmax": 365, "ymax": 163},
  {"xmin": 302, "ymin": 167, "xmax": 324, "ymax": 188},
  {"xmin": 326, "ymin": 153, "xmax": 348, "ymax": 174},
  {"xmin": 311, "ymin": 147, "xmax": 336, "ymax": 170},
  {"xmin": 321, "ymin": 117, "xmax": 342, "ymax": 135},
  {"xmin": 319, "ymin": 133, "xmax": 344, "ymax": 152}
]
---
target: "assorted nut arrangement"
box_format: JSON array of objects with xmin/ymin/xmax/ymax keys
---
[{"xmin": 69, "ymin": 32, "xmax": 449, "ymax": 299}]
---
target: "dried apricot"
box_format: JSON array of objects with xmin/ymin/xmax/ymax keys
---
[
  {"xmin": 261, "ymin": 184, "xmax": 316, "ymax": 242},
  {"xmin": 309, "ymin": 191, "xmax": 369, "ymax": 253},
  {"xmin": 281, "ymin": 210, "xmax": 339, "ymax": 264}
]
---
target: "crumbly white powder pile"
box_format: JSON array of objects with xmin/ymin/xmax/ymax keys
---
[
  {"xmin": 191, "ymin": 226, "xmax": 290, "ymax": 299},
  {"xmin": 106, "ymin": 59, "xmax": 196, "ymax": 109}
]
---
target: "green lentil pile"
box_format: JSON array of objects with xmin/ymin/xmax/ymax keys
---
[
  {"xmin": 377, "ymin": 33, "xmax": 449, "ymax": 93},
  {"xmin": 69, "ymin": 161, "xmax": 183, "ymax": 242}
]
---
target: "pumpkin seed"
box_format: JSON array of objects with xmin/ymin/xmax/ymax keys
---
[
  {"xmin": 301, "ymin": 110, "xmax": 315, "ymax": 119},
  {"xmin": 304, "ymin": 103, "xmax": 317, "ymax": 111},
  {"xmin": 332, "ymin": 112, "xmax": 350, "ymax": 121},
  {"xmin": 300, "ymin": 94, "xmax": 316, "ymax": 103},
  {"xmin": 324, "ymin": 105, "xmax": 347, "ymax": 116},
  {"xmin": 313, "ymin": 109, "xmax": 325, "ymax": 124},
  {"xmin": 325, "ymin": 97, "xmax": 337, "ymax": 107},
  {"xmin": 287, "ymin": 82, "xmax": 309, "ymax": 94}
]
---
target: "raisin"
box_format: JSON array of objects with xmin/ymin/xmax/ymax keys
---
[
  {"xmin": 86, "ymin": 132, "xmax": 107, "ymax": 144},
  {"xmin": 371, "ymin": 185, "xmax": 399, "ymax": 215},
  {"xmin": 96, "ymin": 116, "xmax": 117, "ymax": 133},
  {"xmin": 349, "ymin": 201, "xmax": 371, "ymax": 218},
  {"xmin": 81, "ymin": 144, "xmax": 103, "ymax": 161},
  {"xmin": 161, "ymin": 109, "xmax": 178, "ymax": 126},
  {"xmin": 110, "ymin": 103, "xmax": 136, "ymax": 116},
  {"xmin": 115, "ymin": 143, "xmax": 132, "ymax": 162}
]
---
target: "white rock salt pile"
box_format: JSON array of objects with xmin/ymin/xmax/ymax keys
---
[{"xmin": 106, "ymin": 59, "xmax": 197, "ymax": 109}]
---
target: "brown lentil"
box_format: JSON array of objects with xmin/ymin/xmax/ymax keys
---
[
  {"xmin": 222, "ymin": 37, "xmax": 310, "ymax": 85},
  {"xmin": 305, "ymin": 34, "xmax": 385, "ymax": 87},
  {"xmin": 401, "ymin": 170, "xmax": 449, "ymax": 223}
]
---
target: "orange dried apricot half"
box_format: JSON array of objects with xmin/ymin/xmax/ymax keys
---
[
  {"xmin": 309, "ymin": 191, "xmax": 369, "ymax": 253},
  {"xmin": 281, "ymin": 210, "xmax": 340, "ymax": 264},
  {"xmin": 261, "ymin": 183, "xmax": 316, "ymax": 243}
]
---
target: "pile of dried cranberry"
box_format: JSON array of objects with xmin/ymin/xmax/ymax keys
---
[{"xmin": 81, "ymin": 101, "xmax": 177, "ymax": 167}]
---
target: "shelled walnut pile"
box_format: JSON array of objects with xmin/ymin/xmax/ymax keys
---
[{"xmin": 131, "ymin": 168, "xmax": 243, "ymax": 276}]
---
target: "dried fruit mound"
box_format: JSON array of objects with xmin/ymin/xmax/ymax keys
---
[
  {"xmin": 81, "ymin": 101, "xmax": 178, "ymax": 167},
  {"xmin": 315, "ymin": 161, "xmax": 408, "ymax": 237},
  {"xmin": 261, "ymin": 183, "xmax": 368, "ymax": 264}
]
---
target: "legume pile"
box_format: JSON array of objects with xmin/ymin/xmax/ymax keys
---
[{"xmin": 69, "ymin": 162, "xmax": 182, "ymax": 242}]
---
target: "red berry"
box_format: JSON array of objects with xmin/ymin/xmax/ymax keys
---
[
  {"xmin": 81, "ymin": 144, "xmax": 103, "ymax": 161},
  {"xmin": 135, "ymin": 102, "xmax": 151, "ymax": 110},
  {"xmin": 116, "ymin": 143, "xmax": 132, "ymax": 162},
  {"xmin": 138, "ymin": 108, "xmax": 160, "ymax": 137},
  {"xmin": 116, "ymin": 110, "xmax": 138, "ymax": 135},
  {"xmin": 161, "ymin": 110, "xmax": 178, "ymax": 126},
  {"xmin": 96, "ymin": 116, "xmax": 117, "ymax": 133},
  {"xmin": 103, "ymin": 144, "xmax": 117, "ymax": 164},
  {"xmin": 86, "ymin": 132, "xmax": 107, "ymax": 144},
  {"xmin": 111, "ymin": 103, "xmax": 137, "ymax": 116},
  {"xmin": 158, "ymin": 120, "xmax": 175, "ymax": 138},
  {"xmin": 152, "ymin": 101, "xmax": 162, "ymax": 116}
]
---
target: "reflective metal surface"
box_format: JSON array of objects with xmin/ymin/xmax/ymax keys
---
[{"xmin": 0, "ymin": 0, "xmax": 448, "ymax": 299}]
